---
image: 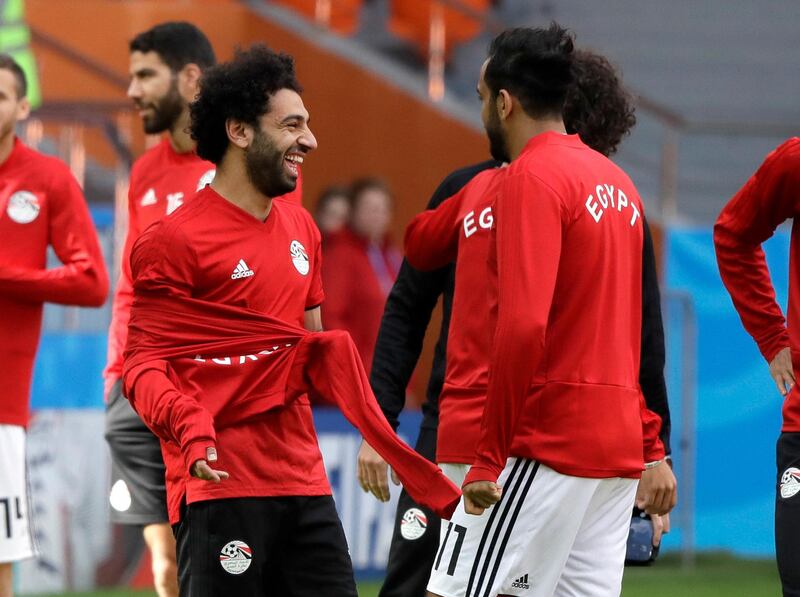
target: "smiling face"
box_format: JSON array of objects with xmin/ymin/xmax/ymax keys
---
[
  {"xmin": 244, "ymin": 88, "xmax": 317, "ymax": 198},
  {"xmin": 128, "ymin": 50, "xmax": 185, "ymax": 134}
]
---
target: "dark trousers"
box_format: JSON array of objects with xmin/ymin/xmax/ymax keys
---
[
  {"xmin": 777, "ymin": 432, "xmax": 800, "ymax": 596},
  {"xmin": 379, "ymin": 427, "xmax": 441, "ymax": 597}
]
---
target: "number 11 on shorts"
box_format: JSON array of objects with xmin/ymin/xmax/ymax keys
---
[{"xmin": 434, "ymin": 522, "xmax": 467, "ymax": 576}]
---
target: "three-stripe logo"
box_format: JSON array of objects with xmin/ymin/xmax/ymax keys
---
[
  {"xmin": 511, "ymin": 573, "xmax": 530, "ymax": 590},
  {"xmin": 231, "ymin": 259, "xmax": 255, "ymax": 280}
]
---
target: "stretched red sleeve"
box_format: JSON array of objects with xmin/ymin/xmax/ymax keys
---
[
  {"xmin": 714, "ymin": 139, "xmax": 800, "ymax": 362},
  {"xmin": 464, "ymin": 173, "xmax": 565, "ymax": 485},
  {"xmin": 0, "ymin": 172, "xmax": 108, "ymax": 306},
  {"xmin": 130, "ymin": 367, "xmax": 217, "ymax": 473},
  {"xmin": 127, "ymin": 222, "xmax": 218, "ymax": 473},
  {"xmin": 404, "ymin": 189, "xmax": 465, "ymax": 271}
]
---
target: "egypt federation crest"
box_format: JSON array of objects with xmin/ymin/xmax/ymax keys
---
[
  {"xmin": 219, "ymin": 540, "xmax": 253, "ymax": 574},
  {"xmin": 6, "ymin": 191, "xmax": 40, "ymax": 224},
  {"xmin": 400, "ymin": 507, "xmax": 428, "ymax": 540},
  {"xmin": 290, "ymin": 240, "xmax": 310, "ymax": 275},
  {"xmin": 781, "ymin": 467, "xmax": 800, "ymax": 499}
]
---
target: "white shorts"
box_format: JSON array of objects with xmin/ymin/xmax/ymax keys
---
[
  {"xmin": 428, "ymin": 457, "xmax": 637, "ymax": 597},
  {"xmin": 0, "ymin": 425, "xmax": 34, "ymax": 563}
]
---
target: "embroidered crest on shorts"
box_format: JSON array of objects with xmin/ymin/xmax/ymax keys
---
[
  {"xmin": 781, "ymin": 467, "xmax": 800, "ymax": 499},
  {"xmin": 108, "ymin": 479, "xmax": 132, "ymax": 512},
  {"xmin": 6, "ymin": 191, "xmax": 40, "ymax": 224},
  {"xmin": 219, "ymin": 540, "xmax": 253, "ymax": 574},
  {"xmin": 400, "ymin": 507, "xmax": 428, "ymax": 540},
  {"xmin": 290, "ymin": 240, "xmax": 310, "ymax": 275}
]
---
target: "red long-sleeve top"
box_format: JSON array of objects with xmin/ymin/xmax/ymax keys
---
[
  {"xmin": 103, "ymin": 139, "xmax": 302, "ymax": 396},
  {"xmin": 0, "ymin": 138, "xmax": 109, "ymax": 426},
  {"xmin": 405, "ymin": 163, "xmax": 663, "ymax": 468},
  {"xmin": 461, "ymin": 132, "xmax": 658, "ymax": 487},
  {"xmin": 714, "ymin": 137, "xmax": 800, "ymax": 431}
]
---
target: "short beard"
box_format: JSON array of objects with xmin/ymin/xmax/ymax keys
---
[
  {"xmin": 245, "ymin": 128, "xmax": 296, "ymax": 198},
  {"xmin": 141, "ymin": 79, "xmax": 184, "ymax": 135},
  {"xmin": 486, "ymin": 108, "xmax": 511, "ymax": 163}
]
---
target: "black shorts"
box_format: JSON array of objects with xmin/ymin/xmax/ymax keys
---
[
  {"xmin": 104, "ymin": 379, "xmax": 169, "ymax": 525},
  {"xmin": 173, "ymin": 496, "xmax": 357, "ymax": 597}
]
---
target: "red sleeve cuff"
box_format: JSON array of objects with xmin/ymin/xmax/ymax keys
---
[
  {"xmin": 183, "ymin": 439, "xmax": 216, "ymax": 474},
  {"xmin": 463, "ymin": 463, "xmax": 502, "ymax": 487},
  {"xmin": 761, "ymin": 337, "xmax": 791, "ymax": 364},
  {"xmin": 644, "ymin": 438, "xmax": 666, "ymax": 464}
]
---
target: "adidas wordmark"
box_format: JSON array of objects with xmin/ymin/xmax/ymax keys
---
[{"xmin": 231, "ymin": 259, "xmax": 255, "ymax": 280}]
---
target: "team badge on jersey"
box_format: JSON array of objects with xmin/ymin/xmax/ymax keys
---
[
  {"xmin": 6, "ymin": 191, "xmax": 40, "ymax": 224},
  {"xmin": 196, "ymin": 169, "xmax": 216, "ymax": 191},
  {"xmin": 290, "ymin": 240, "xmax": 310, "ymax": 275},
  {"xmin": 781, "ymin": 467, "xmax": 800, "ymax": 499},
  {"xmin": 219, "ymin": 540, "xmax": 253, "ymax": 574},
  {"xmin": 400, "ymin": 507, "xmax": 428, "ymax": 540}
]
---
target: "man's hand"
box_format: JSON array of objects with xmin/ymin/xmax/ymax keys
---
[
  {"xmin": 636, "ymin": 460, "xmax": 677, "ymax": 516},
  {"xmin": 191, "ymin": 447, "xmax": 230, "ymax": 483},
  {"xmin": 357, "ymin": 440, "xmax": 399, "ymax": 502},
  {"xmin": 770, "ymin": 347, "xmax": 795, "ymax": 396},
  {"xmin": 462, "ymin": 481, "xmax": 502, "ymax": 515},
  {"xmin": 650, "ymin": 512, "xmax": 670, "ymax": 548}
]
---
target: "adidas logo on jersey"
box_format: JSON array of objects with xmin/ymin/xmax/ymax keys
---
[
  {"xmin": 231, "ymin": 259, "xmax": 255, "ymax": 280},
  {"xmin": 511, "ymin": 574, "xmax": 530, "ymax": 590}
]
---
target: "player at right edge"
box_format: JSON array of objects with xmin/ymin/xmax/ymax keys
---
[{"xmin": 428, "ymin": 25, "xmax": 676, "ymax": 597}]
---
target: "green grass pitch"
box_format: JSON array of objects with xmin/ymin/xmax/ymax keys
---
[{"xmin": 28, "ymin": 553, "xmax": 781, "ymax": 597}]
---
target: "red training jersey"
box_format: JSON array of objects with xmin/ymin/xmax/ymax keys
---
[
  {"xmin": 714, "ymin": 138, "xmax": 800, "ymax": 431},
  {"xmin": 0, "ymin": 138, "xmax": 108, "ymax": 426},
  {"xmin": 463, "ymin": 132, "xmax": 654, "ymax": 486},
  {"xmin": 103, "ymin": 138, "xmax": 302, "ymax": 395},
  {"xmin": 406, "ymin": 163, "xmax": 663, "ymax": 467},
  {"xmin": 129, "ymin": 186, "xmax": 325, "ymax": 522}
]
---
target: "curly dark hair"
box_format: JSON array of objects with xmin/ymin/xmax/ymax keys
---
[
  {"xmin": 190, "ymin": 44, "xmax": 302, "ymax": 165},
  {"xmin": 564, "ymin": 50, "xmax": 636, "ymax": 157},
  {"xmin": 485, "ymin": 23, "xmax": 575, "ymax": 119}
]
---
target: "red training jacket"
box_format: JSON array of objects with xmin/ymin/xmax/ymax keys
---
[
  {"xmin": 406, "ymin": 165, "xmax": 663, "ymax": 468},
  {"xmin": 0, "ymin": 138, "xmax": 109, "ymax": 426},
  {"xmin": 714, "ymin": 137, "xmax": 800, "ymax": 431},
  {"xmin": 462, "ymin": 132, "xmax": 658, "ymax": 487}
]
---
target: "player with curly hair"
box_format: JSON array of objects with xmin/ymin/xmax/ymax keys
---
[{"xmin": 124, "ymin": 45, "xmax": 357, "ymax": 596}]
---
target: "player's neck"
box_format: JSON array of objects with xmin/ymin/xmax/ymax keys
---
[
  {"xmin": 0, "ymin": 131, "xmax": 15, "ymax": 166},
  {"xmin": 507, "ymin": 118, "xmax": 567, "ymax": 162},
  {"xmin": 211, "ymin": 163, "xmax": 274, "ymax": 222},
  {"xmin": 167, "ymin": 109, "xmax": 195, "ymax": 154}
]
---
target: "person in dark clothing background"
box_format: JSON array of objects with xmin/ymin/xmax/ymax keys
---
[{"xmin": 357, "ymin": 48, "xmax": 672, "ymax": 597}]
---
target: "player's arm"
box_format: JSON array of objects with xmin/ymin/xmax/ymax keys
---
[
  {"xmin": 403, "ymin": 188, "xmax": 466, "ymax": 271},
  {"xmin": 124, "ymin": 225, "xmax": 225, "ymax": 482},
  {"xmin": 714, "ymin": 139, "xmax": 800, "ymax": 395},
  {"xmin": 639, "ymin": 217, "xmax": 672, "ymax": 453},
  {"xmin": 0, "ymin": 170, "xmax": 108, "ymax": 306},
  {"xmin": 463, "ymin": 173, "xmax": 564, "ymax": 513}
]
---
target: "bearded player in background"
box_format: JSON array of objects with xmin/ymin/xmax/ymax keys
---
[
  {"xmin": 103, "ymin": 23, "xmax": 217, "ymax": 597},
  {"xmin": 0, "ymin": 54, "xmax": 108, "ymax": 597}
]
